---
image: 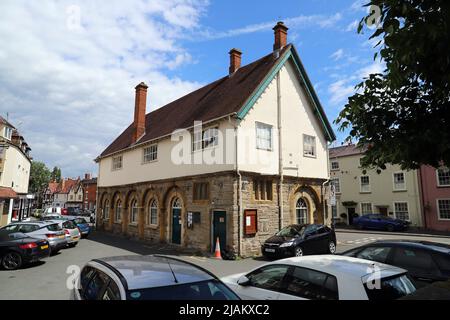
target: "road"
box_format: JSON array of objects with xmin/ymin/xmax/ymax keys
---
[{"xmin": 1, "ymin": 230, "xmax": 449, "ymax": 300}]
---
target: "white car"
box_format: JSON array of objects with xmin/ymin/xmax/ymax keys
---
[{"xmin": 221, "ymin": 255, "xmax": 416, "ymax": 300}]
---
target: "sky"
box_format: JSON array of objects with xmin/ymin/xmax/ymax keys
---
[{"xmin": 0, "ymin": 0, "xmax": 383, "ymax": 178}]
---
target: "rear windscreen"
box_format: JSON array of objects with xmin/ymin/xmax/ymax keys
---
[
  {"xmin": 46, "ymin": 224, "xmax": 62, "ymax": 232},
  {"xmin": 364, "ymin": 274, "xmax": 416, "ymax": 300}
]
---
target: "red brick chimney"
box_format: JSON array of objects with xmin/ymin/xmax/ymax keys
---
[
  {"xmin": 133, "ymin": 82, "xmax": 148, "ymax": 143},
  {"xmin": 229, "ymin": 48, "xmax": 242, "ymax": 75},
  {"xmin": 273, "ymin": 21, "xmax": 289, "ymax": 51}
]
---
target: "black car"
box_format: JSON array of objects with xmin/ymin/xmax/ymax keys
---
[
  {"xmin": 342, "ymin": 240, "xmax": 450, "ymax": 288},
  {"xmin": 261, "ymin": 224, "xmax": 337, "ymax": 259},
  {"xmin": 0, "ymin": 230, "xmax": 50, "ymax": 270}
]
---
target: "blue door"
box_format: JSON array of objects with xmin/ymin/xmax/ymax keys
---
[
  {"xmin": 172, "ymin": 198, "xmax": 182, "ymax": 245},
  {"xmin": 213, "ymin": 211, "xmax": 227, "ymax": 252}
]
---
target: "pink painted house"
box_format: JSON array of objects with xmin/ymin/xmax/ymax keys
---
[{"xmin": 418, "ymin": 165, "xmax": 450, "ymax": 232}]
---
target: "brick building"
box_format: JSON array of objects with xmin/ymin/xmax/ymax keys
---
[
  {"xmin": 95, "ymin": 23, "xmax": 336, "ymax": 257},
  {"xmin": 81, "ymin": 173, "xmax": 97, "ymax": 211}
]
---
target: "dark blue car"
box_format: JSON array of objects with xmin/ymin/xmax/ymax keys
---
[
  {"xmin": 353, "ymin": 214, "xmax": 409, "ymax": 232},
  {"xmin": 70, "ymin": 217, "xmax": 91, "ymax": 238}
]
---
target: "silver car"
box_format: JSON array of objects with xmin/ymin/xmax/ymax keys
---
[
  {"xmin": 1, "ymin": 221, "xmax": 67, "ymax": 255},
  {"xmin": 47, "ymin": 219, "xmax": 81, "ymax": 248}
]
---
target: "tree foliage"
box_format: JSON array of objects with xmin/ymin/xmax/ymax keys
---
[
  {"xmin": 51, "ymin": 166, "xmax": 62, "ymax": 183},
  {"xmin": 29, "ymin": 161, "xmax": 51, "ymax": 194},
  {"xmin": 336, "ymin": 0, "xmax": 450, "ymax": 170}
]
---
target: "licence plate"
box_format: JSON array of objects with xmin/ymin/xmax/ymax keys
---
[
  {"xmin": 41, "ymin": 245, "xmax": 49, "ymax": 250},
  {"xmin": 265, "ymin": 248, "xmax": 276, "ymax": 253},
  {"xmin": 58, "ymin": 235, "xmax": 65, "ymax": 239},
  {"xmin": 73, "ymin": 237, "xmax": 79, "ymax": 241}
]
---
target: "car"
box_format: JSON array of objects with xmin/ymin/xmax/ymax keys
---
[
  {"xmin": 261, "ymin": 224, "xmax": 337, "ymax": 259},
  {"xmin": 1, "ymin": 221, "xmax": 67, "ymax": 255},
  {"xmin": 45, "ymin": 207, "xmax": 63, "ymax": 215},
  {"xmin": 0, "ymin": 230, "xmax": 50, "ymax": 270},
  {"xmin": 71, "ymin": 255, "xmax": 240, "ymax": 300},
  {"xmin": 341, "ymin": 240, "xmax": 450, "ymax": 288},
  {"xmin": 70, "ymin": 217, "xmax": 91, "ymax": 238},
  {"xmin": 31, "ymin": 209, "xmax": 44, "ymax": 218},
  {"xmin": 353, "ymin": 214, "xmax": 409, "ymax": 232},
  {"xmin": 221, "ymin": 255, "xmax": 416, "ymax": 300},
  {"xmin": 48, "ymin": 219, "xmax": 81, "ymax": 248},
  {"xmin": 41, "ymin": 213, "xmax": 62, "ymax": 221}
]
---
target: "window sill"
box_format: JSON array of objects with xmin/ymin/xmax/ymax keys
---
[
  {"xmin": 256, "ymin": 147, "xmax": 273, "ymax": 152},
  {"xmin": 303, "ymin": 154, "xmax": 317, "ymax": 159},
  {"xmin": 360, "ymin": 191, "xmax": 371, "ymax": 194},
  {"xmin": 437, "ymin": 185, "xmax": 450, "ymax": 188},
  {"xmin": 142, "ymin": 159, "xmax": 158, "ymax": 165},
  {"xmin": 129, "ymin": 223, "xmax": 138, "ymax": 227},
  {"xmin": 393, "ymin": 189, "xmax": 407, "ymax": 192},
  {"xmin": 145, "ymin": 224, "xmax": 159, "ymax": 230}
]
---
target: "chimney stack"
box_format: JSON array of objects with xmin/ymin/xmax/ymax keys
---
[
  {"xmin": 85, "ymin": 173, "xmax": 91, "ymax": 180},
  {"xmin": 229, "ymin": 48, "xmax": 242, "ymax": 75},
  {"xmin": 273, "ymin": 21, "xmax": 289, "ymax": 51},
  {"xmin": 133, "ymin": 82, "xmax": 148, "ymax": 143}
]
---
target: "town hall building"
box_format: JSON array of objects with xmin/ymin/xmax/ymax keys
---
[{"xmin": 96, "ymin": 22, "xmax": 336, "ymax": 257}]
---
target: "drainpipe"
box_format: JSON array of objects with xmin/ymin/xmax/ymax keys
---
[
  {"xmin": 322, "ymin": 145, "xmax": 331, "ymax": 228},
  {"xmin": 235, "ymin": 121, "xmax": 242, "ymax": 257},
  {"xmin": 276, "ymin": 72, "xmax": 284, "ymax": 230}
]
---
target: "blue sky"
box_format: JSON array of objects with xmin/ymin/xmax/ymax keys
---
[{"xmin": 0, "ymin": 0, "xmax": 382, "ymax": 177}]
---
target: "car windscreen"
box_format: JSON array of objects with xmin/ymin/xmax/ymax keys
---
[
  {"xmin": 276, "ymin": 226, "xmax": 304, "ymax": 237},
  {"xmin": 73, "ymin": 218, "xmax": 86, "ymax": 225},
  {"xmin": 46, "ymin": 224, "xmax": 62, "ymax": 232},
  {"xmin": 63, "ymin": 220, "xmax": 76, "ymax": 229},
  {"xmin": 364, "ymin": 274, "xmax": 416, "ymax": 300},
  {"xmin": 126, "ymin": 280, "xmax": 240, "ymax": 301}
]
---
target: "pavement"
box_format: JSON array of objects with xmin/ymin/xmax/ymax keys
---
[{"xmin": 1, "ymin": 229, "xmax": 450, "ymax": 300}]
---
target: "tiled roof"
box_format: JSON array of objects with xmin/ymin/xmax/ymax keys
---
[
  {"xmin": 0, "ymin": 116, "xmax": 15, "ymax": 129},
  {"xmin": 100, "ymin": 45, "xmax": 293, "ymax": 157},
  {"xmin": 329, "ymin": 144, "xmax": 367, "ymax": 158},
  {"xmin": 0, "ymin": 187, "xmax": 17, "ymax": 199}
]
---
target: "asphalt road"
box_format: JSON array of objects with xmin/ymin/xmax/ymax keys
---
[{"xmin": 1, "ymin": 230, "xmax": 449, "ymax": 300}]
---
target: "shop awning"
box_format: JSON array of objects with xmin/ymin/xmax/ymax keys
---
[{"xmin": 0, "ymin": 187, "xmax": 18, "ymax": 199}]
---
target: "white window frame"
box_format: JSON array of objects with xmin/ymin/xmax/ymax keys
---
[
  {"xmin": 394, "ymin": 201, "xmax": 410, "ymax": 221},
  {"xmin": 112, "ymin": 155, "xmax": 123, "ymax": 171},
  {"xmin": 360, "ymin": 176, "xmax": 371, "ymax": 193},
  {"xmin": 148, "ymin": 199, "xmax": 158, "ymax": 226},
  {"xmin": 103, "ymin": 200, "xmax": 110, "ymax": 220},
  {"xmin": 115, "ymin": 200, "xmax": 122, "ymax": 223},
  {"xmin": 143, "ymin": 144, "xmax": 158, "ymax": 163},
  {"xmin": 130, "ymin": 199, "xmax": 138, "ymax": 225},
  {"xmin": 192, "ymin": 126, "xmax": 219, "ymax": 152},
  {"xmin": 4, "ymin": 127, "xmax": 12, "ymax": 140},
  {"xmin": 330, "ymin": 178, "xmax": 341, "ymax": 194},
  {"xmin": 393, "ymin": 172, "xmax": 406, "ymax": 191},
  {"xmin": 436, "ymin": 167, "xmax": 450, "ymax": 187},
  {"xmin": 360, "ymin": 202, "xmax": 373, "ymax": 215},
  {"xmin": 331, "ymin": 161, "xmax": 339, "ymax": 171},
  {"xmin": 303, "ymin": 134, "xmax": 316, "ymax": 158},
  {"xmin": 437, "ymin": 199, "xmax": 450, "ymax": 221},
  {"xmin": 255, "ymin": 122, "xmax": 273, "ymax": 151}
]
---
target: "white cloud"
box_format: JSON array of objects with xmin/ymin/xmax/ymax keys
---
[
  {"xmin": 328, "ymin": 79, "xmax": 356, "ymax": 106},
  {"xmin": 0, "ymin": 0, "xmax": 207, "ymax": 177},
  {"xmin": 346, "ymin": 20, "xmax": 360, "ymax": 32},
  {"xmin": 330, "ymin": 49, "xmax": 345, "ymax": 61}
]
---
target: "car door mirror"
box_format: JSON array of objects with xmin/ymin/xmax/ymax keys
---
[{"xmin": 237, "ymin": 275, "xmax": 251, "ymax": 286}]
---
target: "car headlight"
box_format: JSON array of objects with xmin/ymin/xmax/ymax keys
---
[{"xmin": 280, "ymin": 241, "xmax": 295, "ymax": 248}]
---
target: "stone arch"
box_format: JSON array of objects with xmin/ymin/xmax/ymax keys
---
[
  {"xmin": 163, "ymin": 186, "xmax": 187, "ymax": 246},
  {"xmin": 111, "ymin": 191, "xmax": 123, "ymax": 225},
  {"xmin": 289, "ymin": 185, "xmax": 321, "ymax": 225}
]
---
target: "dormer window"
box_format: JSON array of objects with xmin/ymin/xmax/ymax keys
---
[{"xmin": 4, "ymin": 127, "xmax": 13, "ymax": 140}]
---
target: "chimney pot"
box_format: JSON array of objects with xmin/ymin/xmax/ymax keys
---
[
  {"xmin": 229, "ymin": 48, "xmax": 242, "ymax": 75},
  {"xmin": 273, "ymin": 21, "xmax": 289, "ymax": 51},
  {"xmin": 133, "ymin": 82, "xmax": 148, "ymax": 143}
]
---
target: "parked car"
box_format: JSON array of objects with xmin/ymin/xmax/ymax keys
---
[
  {"xmin": 0, "ymin": 230, "xmax": 50, "ymax": 270},
  {"xmin": 261, "ymin": 224, "xmax": 337, "ymax": 259},
  {"xmin": 31, "ymin": 209, "xmax": 44, "ymax": 218},
  {"xmin": 41, "ymin": 213, "xmax": 62, "ymax": 221},
  {"xmin": 353, "ymin": 214, "xmax": 409, "ymax": 232},
  {"xmin": 48, "ymin": 219, "xmax": 81, "ymax": 248},
  {"xmin": 341, "ymin": 240, "xmax": 450, "ymax": 288},
  {"xmin": 45, "ymin": 207, "xmax": 62, "ymax": 215},
  {"xmin": 1, "ymin": 221, "xmax": 67, "ymax": 255},
  {"xmin": 70, "ymin": 217, "xmax": 91, "ymax": 238},
  {"xmin": 71, "ymin": 255, "xmax": 240, "ymax": 300},
  {"xmin": 222, "ymin": 255, "xmax": 416, "ymax": 300}
]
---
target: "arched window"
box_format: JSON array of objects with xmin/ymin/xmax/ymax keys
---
[
  {"xmin": 172, "ymin": 198, "xmax": 182, "ymax": 209},
  {"xmin": 296, "ymin": 198, "xmax": 308, "ymax": 225},
  {"xmin": 130, "ymin": 199, "xmax": 138, "ymax": 224},
  {"xmin": 148, "ymin": 199, "xmax": 158, "ymax": 226},
  {"xmin": 115, "ymin": 199, "xmax": 122, "ymax": 223},
  {"xmin": 104, "ymin": 199, "xmax": 110, "ymax": 220}
]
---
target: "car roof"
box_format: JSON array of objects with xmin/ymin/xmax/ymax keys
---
[
  {"xmin": 369, "ymin": 240, "xmax": 450, "ymax": 254},
  {"xmin": 93, "ymin": 255, "xmax": 216, "ymax": 290},
  {"xmin": 277, "ymin": 255, "xmax": 406, "ymax": 280},
  {"xmin": 8, "ymin": 221, "xmax": 55, "ymax": 226}
]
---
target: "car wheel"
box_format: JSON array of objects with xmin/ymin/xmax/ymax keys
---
[
  {"xmin": 386, "ymin": 225, "xmax": 395, "ymax": 232},
  {"xmin": 328, "ymin": 241, "xmax": 337, "ymax": 254},
  {"xmin": 1, "ymin": 252, "xmax": 23, "ymax": 270},
  {"xmin": 294, "ymin": 246, "xmax": 304, "ymax": 257}
]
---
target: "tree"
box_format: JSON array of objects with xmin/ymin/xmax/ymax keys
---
[
  {"xmin": 29, "ymin": 161, "xmax": 51, "ymax": 207},
  {"xmin": 336, "ymin": 0, "xmax": 450, "ymax": 170},
  {"xmin": 51, "ymin": 166, "xmax": 62, "ymax": 183}
]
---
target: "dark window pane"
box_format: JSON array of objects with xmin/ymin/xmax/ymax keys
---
[
  {"xmin": 364, "ymin": 275, "xmax": 416, "ymax": 300},
  {"xmin": 79, "ymin": 267, "xmax": 95, "ymax": 297},
  {"xmin": 102, "ymin": 280, "xmax": 121, "ymax": 300},
  {"xmin": 84, "ymin": 270, "xmax": 109, "ymax": 300},
  {"xmin": 392, "ymin": 249, "xmax": 440, "ymax": 276},
  {"xmin": 357, "ymin": 247, "xmax": 392, "ymax": 264},
  {"xmin": 46, "ymin": 224, "xmax": 62, "ymax": 231},
  {"xmin": 247, "ymin": 265, "xmax": 290, "ymax": 292},
  {"xmin": 284, "ymin": 267, "xmax": 338, "ymax": 300}
]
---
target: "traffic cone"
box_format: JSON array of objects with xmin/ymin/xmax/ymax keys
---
[{"xmin": 214, "ymin": 237, "xmax": 222, "ymax": 259}]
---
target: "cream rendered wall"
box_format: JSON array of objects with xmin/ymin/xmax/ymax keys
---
[
  {"xmin": 99, "ymin": 120, "xmax": 236, "ymax": 187},
  {"xmin": 1, "ymin": 145, "xmax": 30, "ymax": 194},
  {"xmin": 331, "ymin": 154, "xmax": 423, "ymax": 226},
  {"xmin": 238, "ymin": 60, "xmax": 329, "ymax": 179}
]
